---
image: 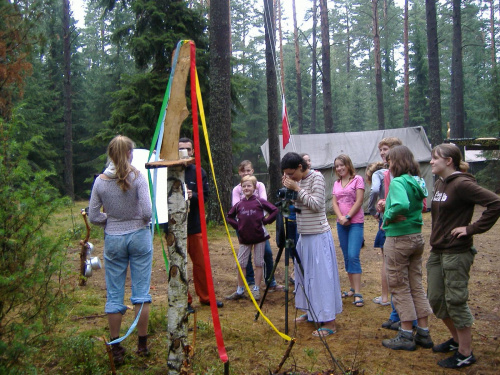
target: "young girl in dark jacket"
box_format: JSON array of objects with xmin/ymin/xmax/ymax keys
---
[{"xmin": 226, "ymin": 175, "xmax": 278, "ymax": 301}]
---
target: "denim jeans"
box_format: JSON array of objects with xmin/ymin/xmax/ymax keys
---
[
  {"xmin": 336, "ymin": 222, "xmax": 363, "ymax": 274},
  {"xmin": 245, "ymin": 239, "xmax": 276, "ymax": 286},
  {"xmin": 104, "ymin": 227, "xmax": 153, "ymax": 314}
]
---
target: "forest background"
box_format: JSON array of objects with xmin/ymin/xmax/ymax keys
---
[
  {"xmin": 1, "ymin": 0, "xmax": 500, "ymax": 372},
  {"xmin": 2, "ymin": 0, "xmax": 500, "ymax": 205}
]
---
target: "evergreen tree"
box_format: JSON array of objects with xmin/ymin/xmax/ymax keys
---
[
  {"xmin": 409, "ymin": 0, "xmax": 429, "ymax": 131},
  {"xmin": 102, "ymin": 0, "xmax": 209, "ymax": 147}
]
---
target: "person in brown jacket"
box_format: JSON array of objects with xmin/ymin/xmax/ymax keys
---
[{"xmin": 428, "ymin": 143, "xmax": 500, "ymax": 369}]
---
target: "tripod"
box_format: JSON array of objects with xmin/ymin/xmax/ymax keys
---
[{"xmin": 255, "ymin": 201, "xmax": 303, "ymax": 335}]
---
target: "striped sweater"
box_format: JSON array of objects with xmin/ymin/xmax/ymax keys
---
[{"xmin": 295, "ymin": 170, "xmax": 331, "ymax": 234}]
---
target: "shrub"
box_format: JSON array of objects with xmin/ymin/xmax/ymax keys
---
[{"xmin": 0, "ymin": 116, "xmax": 70, "ymax": 372}]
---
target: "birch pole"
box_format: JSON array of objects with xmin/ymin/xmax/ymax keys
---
[
  {"xmin": 146, "ymin": 42, "xmax": 192, "ymax": 374},
  {"xmin": 166, "ymin": 166, "xmax": 190, "ymax": 374}
]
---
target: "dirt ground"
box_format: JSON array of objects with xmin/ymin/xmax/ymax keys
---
[{"xmin": 80, "ymin": 207, "xmax": 500, "ymax": 374}]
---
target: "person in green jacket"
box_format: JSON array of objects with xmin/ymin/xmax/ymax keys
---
[{"xmin": 381, "ymin": 145, "xmax": 434, "ymax": 351}]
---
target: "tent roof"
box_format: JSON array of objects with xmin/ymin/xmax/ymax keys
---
[{"xmin": 260, "ymin": 126, "xmax": 432, "ymax": 169}]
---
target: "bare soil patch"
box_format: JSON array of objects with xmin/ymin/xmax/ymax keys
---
[{"xmin": 75, "ymin": 207, "xmax": 500, "ymax": 374}]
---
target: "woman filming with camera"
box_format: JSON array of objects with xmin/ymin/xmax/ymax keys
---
[{"xmin": 281, "ymin": 152, "xmax": 342, "ymax": 337}]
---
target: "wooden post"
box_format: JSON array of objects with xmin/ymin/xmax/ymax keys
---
[{"xmin": 146, "ymin": 41, "xmax": 192, "ymax": 375}]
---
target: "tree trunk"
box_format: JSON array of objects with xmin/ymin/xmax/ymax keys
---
[
  {"xmin": 490, "ymin": 0, "xmax": 500, "ymax": 134},
  {"xmin": 292, "ymin": 0, "xmax": 304, "ymax": 133},
  {"xmin": 426, "ymin": 0, "xmax": 443, "ymax": 146},
  {"xmin": 166, "ymin": 166, "xmax": 189, "ymax": 374},
  {"xmin": 450, "ymin": 0, "xmax": 464, "ymax": 138},
  {"xmin": 311, "ymin": 0, "xmax": 318, "ymax": 134},
  {"xmin": 278, "ymin": 0, "xmax": 285, "ymax": 90},
  {"xmin": 346, "ymin": 4, "xmax": 351, "ymax": 77},
  {"xmin": 62, "ymin": 0, "xmax": 74, "ymax": 200},
  {"xmin": 403, "ymin": 0, "xmax": 410, "ymax": 127},
  {"xmin": 320, "ymin": 0, "xmax": 333, "ymax": 133},
  {"xmin": 372, "ymin": 0, "xmax": 385, "ymax": 130},
  {"xmin": 208, "ymin": 0, "xmax": 232, "ymax": 221},
  {"xmin": 264, "ymin": 0, "xmax": 280, "ymax": 196},
  {"xmin": 490, "ymin": 0, "xmax": 497, "ymax": 70}
]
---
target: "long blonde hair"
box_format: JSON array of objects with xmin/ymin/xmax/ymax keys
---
[{"xmin": 107, "ymin": 135, "xmax": 137, "ymax": 191}]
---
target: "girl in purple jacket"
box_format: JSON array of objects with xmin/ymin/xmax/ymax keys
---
[{"xmin": 226, "ymin": 176, "xmax": 278, "ymax": 301}]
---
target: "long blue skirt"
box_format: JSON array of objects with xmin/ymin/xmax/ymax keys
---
[{"xmin": 294, "ymin": 230, "xmax": 343, "ymax": 322}]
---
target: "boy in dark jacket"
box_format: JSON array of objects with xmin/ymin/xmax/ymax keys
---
[{"xmin": 226, "ymin": 176, "xmax": 278, "ymax": 301}]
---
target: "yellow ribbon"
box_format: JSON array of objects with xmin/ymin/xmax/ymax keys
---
[{"xmin": 194, "ymin": 69, "xmax": 292, "ymax": 342}]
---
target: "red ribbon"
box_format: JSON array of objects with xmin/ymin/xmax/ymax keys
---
[{"xmin": 189, "ymin": 41, "xmax": 229, "ymax": 363}]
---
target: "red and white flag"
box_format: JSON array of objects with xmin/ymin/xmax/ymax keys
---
[{"xmin": 282, "ymin": 95, "xmax": 290, "ymax": 149}]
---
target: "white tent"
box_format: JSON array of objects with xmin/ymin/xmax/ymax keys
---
[{"xmin": 260, "ymin": 126, "xmax": 433, "ymax": 213}]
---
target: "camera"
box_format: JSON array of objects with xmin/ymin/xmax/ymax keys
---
[{"xmin": 276, "ymin": 187, "xmax": 298, "ymax": 201}]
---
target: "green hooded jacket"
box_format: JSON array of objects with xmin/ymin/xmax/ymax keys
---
[{"xmin": 382, "ymin": 174, "xmax": 428, "ymax": 237}]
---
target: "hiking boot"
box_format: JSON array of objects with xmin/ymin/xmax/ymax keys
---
[
  {"xmin": 225, "ymin": 291, "xmax": 245, "ymax": 300},
  {"xmin": 438, "ymin": 351, "xmax": 476, "ymax": 369},
  {"xmin": 432, "ymin": 337, "xmax": 459, "ymax": 353},
  {"xmin": 382, "ymin": 330, "xmax": 416, "ymax": 351},
  {"xmin": 414, "ymin": 327, "xmax": 434, "ymax": 349},
  {"xmin": 251, "ymin": 289, "xmax": 261, "ymax": 301},
  {"xmin": 111, "ymin": 343, "xmax": 126, "ymax": 366},
  {"xmin": 136, "ymin": 335, "xmax": 150, "ymax": 357}
]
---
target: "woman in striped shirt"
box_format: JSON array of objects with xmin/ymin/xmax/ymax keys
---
[{"xmin": 281, "ymin": 152, "xmax": 343, "ymax": 337}]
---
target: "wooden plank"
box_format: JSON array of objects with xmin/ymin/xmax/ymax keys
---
[
  {"xmin": 145, "ymin": 157, "xmax": 195, "ymax": 169},
  {"xmin": 160, "ymin": 43, "xmax": 191, "ymax": 161}
]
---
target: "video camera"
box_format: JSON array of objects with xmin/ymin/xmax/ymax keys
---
[{"xmin": 276, "ymin": 187, "xmax": 298, "ymax": 201}]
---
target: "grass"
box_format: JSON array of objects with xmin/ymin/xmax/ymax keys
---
[{"xmin": 22, "ymin": 200, "xmax": 500, "ymax": 374}]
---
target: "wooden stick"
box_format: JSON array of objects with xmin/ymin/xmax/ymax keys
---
[
  {"xmin": 79, "ymin": 209, "xmax": 91, "ymax": 286},
  {"xmin": 103, "ymin": 336, "xmax": 116, "ymax": 375},
  {"xmin": 273, "ymin": 338, "xmax": 296, "ymax": 374},
  {"xmin": 70, "ymin": 313, "xmax": 107, "ymax": 321},
  {"xmin": 192, "ymin": 310, "xmax": 197, "ymax": 352}
]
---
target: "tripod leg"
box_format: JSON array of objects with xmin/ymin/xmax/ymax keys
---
[
  {"xmin": 254, "ymin": 246, "xmax": 284, "ymax": 321},
  {"xmin": 284, "ymin": 247, "xmax": 290, "ymax": 335}
]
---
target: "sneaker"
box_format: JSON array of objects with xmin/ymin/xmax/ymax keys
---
[
  {"xmin": 268, "ymin": 284, "xmax": 284, "ymax": 292},
  {"xmin": 381, "ymin": 319, "xmax": 400, "ymax": 330},
  {"xmin": 251, "ymin": 289, "xmax": 261, "ymax": 301},
  {"xmin": 432, "ymin": 337, "xmax": 459, "ymax": 353},
  {"xmin": 381, "ymin": 319, "xmax": 396, "ymax": 329},
  {"xmin": 225, "ymin": 291, "xmax": 245, "ymax": 300},
  {"xmin": 438, "ymin": 351, "xmax": 476, "ymax": 369},
  {"xmin": 414, "ymin": 327, "xmax": 434, "ymax": 349},
  {"xmin": 389, "ymin": 321, "xmax": 401, "ymax": 331},
  {"xmin": 382, "ymin": 330, "xmax": 416, "ymax": 351},
  {"xmin": 187, "ymin": 303, "xmax": 195, "ymax": 314}
]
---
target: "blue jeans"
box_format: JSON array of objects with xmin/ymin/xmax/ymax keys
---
[
  {"xmin": 336, "ymin": 222, "xmax": 363, "ymax": 274},
  {"xmin": 389, "ymin": 296, "xmax": 417, "ymax": 327},
  {"xmin": 104, "ymin": 227, "xmax": 153, "ymax": 314},
  {"xmin": 245, "ymin": 240, "xmax": 276, "ymax": 286}
]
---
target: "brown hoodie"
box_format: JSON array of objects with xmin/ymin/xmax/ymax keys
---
[{"xmin": 430, "ymin": 172, "xmax": 500, "ymax": 253}]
